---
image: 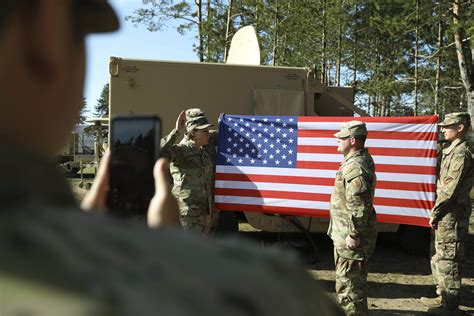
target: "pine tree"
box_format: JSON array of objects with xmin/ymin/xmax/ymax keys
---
[
  {"xmin": 79, "ymin": 97, "xmax": 88, "ymax": 124},
  {"xmin": 95, "ymin": 83, "xmax": 109, "ymax": 117}
]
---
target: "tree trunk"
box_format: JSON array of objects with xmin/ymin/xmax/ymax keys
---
[
  {"xmin": 380, "ymin": 95, "xmax": 386, "ymax": 117},
  {"xmin": 385, "ymin": 97, "xmax": 391, "ymax": 116},
  {"xmin": 336, "ymin": 0, "xmax": 342, "ymax": 86},
  {"xmin": 413, "ymin": 0, "xmax": 419, "ymax": 116},
  {"xmin": 197, "ymin": 0, "xmax": 204, "ymax": 62},
  {"xmin": 352, "ymin": 1, "xmax": 358, "ymax": 84},
  {"xmin": 272, "ymin": 0, "xmax": 279, "ymax": 66},
  {"xmin": 434, "ymin": 0, "xmax": 443, "ymax": 115},
  {"xmin": 205, "ymin": 0, "xmax": 211, "ymax": 61},
  {"xmin": 453, "ymin": 0, "xmax": 473, "ymax": 126},
  {"xmin": 224, "ymin": 0, "xmax": 234, "ymax": 61},
  {"xmin": 321, "ymin": 0, "xmax": 327, "ymax": 84},
  {"xmin": 367, "ymin": 94, "xmax": 372, "ymax": 115},
  {"xmin": 372, "ymin": 93, "xmax": 378, "ymax": 117}
]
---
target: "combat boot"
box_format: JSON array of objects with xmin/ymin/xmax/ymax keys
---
[{"xmin": 420, "ymin": 296, "xmax": 442, "ymax": 307}]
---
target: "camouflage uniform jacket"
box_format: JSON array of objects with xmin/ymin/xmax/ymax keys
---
[
  {"xmin": 0, "ymin": 147, "xmax": 344, "ymax": 316},
  {"xmin": 328, "ymin": 148, "xmax": 377, "ymax": 260},
  {"xmin": 432, "ymin": 137, "xmax": 473, "ymax": 241},
  {"xmin": 160, "ymin": 129, "xmax": 218, "ymax": 216}
]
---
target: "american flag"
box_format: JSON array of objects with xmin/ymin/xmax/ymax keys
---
[{"xmin": 215, "ymin": 115, "xmax": 438, "ymax": 227}]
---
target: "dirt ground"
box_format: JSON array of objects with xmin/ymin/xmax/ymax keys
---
[
  {"xmin": 238, "ymin": 223, "xmax": 474, "ymax": 315},
  {"xmin": 69, "ymin": 180, "xmax": 473, "ymax": 314}
]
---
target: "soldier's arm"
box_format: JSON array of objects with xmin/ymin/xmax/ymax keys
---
[
  {"xmin": 431, "ymin": 151, "xmax": 471, "ymax": 221},
  {"xmin": 344, "ymin": 166, "xmax": 371, "ymax": 238},
  {"xmin": 160, "ymin": 129, "xmax": 182, "ymax": 160}
]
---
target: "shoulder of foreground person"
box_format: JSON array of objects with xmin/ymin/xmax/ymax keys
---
[{"xmin": 0, "ymin": 205, "xmax": 343, "ymax": 316}]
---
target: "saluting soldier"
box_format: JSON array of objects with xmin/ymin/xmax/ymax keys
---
[
  {"xmin": 161, "ymin": 108, "xmax": 219, "ymax": 234},
  {"xmin": 328, "ymin": 121, "xmax": 377, "ymax": 316},
  {"xmin": 421, "ymin": 112, "xmax": 473, "ymax": 315}
]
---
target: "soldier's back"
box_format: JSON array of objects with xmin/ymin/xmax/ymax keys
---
[{"xmin": 0, "ymin": 150, "xmax": 343, "ymax": 316}]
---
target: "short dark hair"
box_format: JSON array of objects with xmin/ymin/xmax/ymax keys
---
[{"xmin": 355, "ymin": 135, "xmax": 367, "ymax": 144}]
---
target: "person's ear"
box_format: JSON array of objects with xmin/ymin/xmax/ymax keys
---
[
  {"xmin": 457, "ymin": 123, "xmax": 465, "ymax": 133},
  {"xmin": 18, "ymin": 0, "xmax": 68, "ymax": 86},
  {"xmin": 350, "ymin": 137, "xmax": 356, "ymax": 146}
]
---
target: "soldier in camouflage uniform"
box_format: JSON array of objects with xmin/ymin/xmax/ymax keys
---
[
  {"xmin": 328, "ymin": 121, "xmax": 377, "ymax": 316},
  {"xmin": 0, "ymin": 1, "xmax": 346, "ymax": 315},
  {"xmin": 161, "ymin": 109, "xmax": 220, "ymax": 234},
  {"xmin": 420, "ymin": 112, "xmax": 473, "ymax": 315}
]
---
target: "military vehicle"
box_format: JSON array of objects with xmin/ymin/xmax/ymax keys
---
[
  {"xmin": 107, "ymin": 27, "xmax": 427, "ymax": 248},
  {"xmin": 58, "ymin": 124, "xmax": 96, "ymax": 175},
  {"xmin": 59, "ymin": 118, "xmax": 108, "ymax": 190}
]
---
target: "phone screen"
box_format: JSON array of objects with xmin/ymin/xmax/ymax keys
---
[{"xmin": 108, "ymin": 116, "xmax": 161, "ymax": 218}]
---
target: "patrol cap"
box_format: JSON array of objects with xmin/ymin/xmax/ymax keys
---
[
  {"xmin": 438, "ymin": 112, "xmax": 471, "ymax": 127},
  {"xmin": 185, "ymin": 115, "xmax": 213, "ymax": 133},
  {"xmin": 73, "ymin": 0, "xmax": 120, "ymax": 34},
  {"xmin": 334, "ymin": 120, "xmax": 368, "ymax": 138},
  {"xmin": 185, "ymin": 108, "xmax": 206, "ymax": 120}
]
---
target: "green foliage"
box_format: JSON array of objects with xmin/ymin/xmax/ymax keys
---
[
  {"xmin": 95, "ymin": 83, "xmax": 109, "ymax": 117},
  {"xmin": 126, "ymin": 0, "xmax": 473, "ymax": 116},
  {"xmin": 79, "ymin": 97, "xmax": 88, "ymax": 124}
]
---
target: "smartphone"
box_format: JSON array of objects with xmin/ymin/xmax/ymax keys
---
[{"xmin": 107, "ymin": 115, "xmax": 161, "ymax": 218}]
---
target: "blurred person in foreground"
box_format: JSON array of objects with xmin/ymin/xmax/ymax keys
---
[
  {"xmin": 0, "ymin": 1, "xmax": 343, "ymax": 315},
  {"xmin": 420, "ymin": 112, "xmax": 473, "ymax": 315},
  {"xmin": 328, "ymin": 121, "xmax": 377, "ymax": 316},
  {"xmin": 161, "ymin": 108, "xmax": 220, "ymax": 234}
]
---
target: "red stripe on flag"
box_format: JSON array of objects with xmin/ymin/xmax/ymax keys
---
[
  {"xmin": 376, "ymin": 214, "xmax": 430, "ymax": 227},
  {"xmin": 216, "ymin": 202, "xmax": 430, "ymax": 227},
  {"xmin": 215, "ymin": 188, "xmax": 330, "ymax": 201},
  {"xmin": 216, "ymin": 203, "xmax": 330, "ymax": 217},
  {"xmin": 376, "ymin": 180, "xmax": 436, "ymax": 192},
  {"xmin": 297, "ymin": 161, "xmax": 340, "ymax": 170},
  {"xmin": 298, "ymin": 145, "xmax": 437, "ymax": 158},
  {"xmin": 215, "ymin": 173, "xmax": 336, "ymax": 186},
  {"xmin": 373, "ymin": 197, "xmax": 433, "ymax": 210},
  {"xmin": 298, "ymin": 116, "xmax": 439, "ymax": 124},
  {"xmin": 298, "ymin": 130, "xmax": 437, "ymax": 141},
  {"xmin": 297, "ymin": 161, "xmax": 436, "ymax": 175},
  {"xmin": 216, "ymin": 173, "xmax": 435, "ymax": 192},
  {"xmin": 216, "ymin": 188, "xmax": 433, "ymax": 209}
]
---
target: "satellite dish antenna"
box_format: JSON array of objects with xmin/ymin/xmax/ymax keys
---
[{"xmin": 226, "ymin": 25, "xmax": 260, "ymax": 66}]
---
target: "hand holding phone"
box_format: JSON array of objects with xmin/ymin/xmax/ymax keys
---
[
  {"xmin": 81, "ymin": 152, "xmax": 180, "ymax": 228},
  {"xmin": 107, "ymin": 115, "xmax": 161, "ymax": 218}
]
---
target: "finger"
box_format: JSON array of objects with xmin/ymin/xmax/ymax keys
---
[
  {"xmin": 93, "ymin": 150, "xmax": 110, "ymax": 188},
  {"xmin": 148, "ymin": 158, "xmax": 180, "ymax": 228},
  {"xmin": 80, "ymin": 151, "xmax": 110, "ymax": 211},
  {"xmin": 153, "ymin": 158, "xmax": 170, "ymax": 190}
]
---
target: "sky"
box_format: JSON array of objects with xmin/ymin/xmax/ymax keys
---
[{"xmin": 84, "ymin": 0, "xmax": 198, "ymax": 116}]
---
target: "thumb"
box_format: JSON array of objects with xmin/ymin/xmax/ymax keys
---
[
  {"xmin": 147, "ymin": 159, "xmax": 180, "ymax": 228},
  {"xmin": 81, "ymin": 151, "xmax": 110, "ymax": 212}
]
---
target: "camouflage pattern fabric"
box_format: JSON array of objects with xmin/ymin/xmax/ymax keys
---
[
  {"xmin": 161, "ymin": 128, "xmax": 219, "ymax": 234},
  {"xmin": 328, "ymin": 148, "xmax": 377, "ymax": 315},
  {"xmin": 0, "ymin": 147, "xmax": 345, "ymax": 316},
  {"xmin": 180, "ymin": 213, "xmax": 219, "ymax": 234},
  {"xmin": 334, "ymin": 249, "xmax": 369, "ymax": 316},
  {"xmin": 430, "ymin": 137, "xmax": 473, "ymax": 308}
]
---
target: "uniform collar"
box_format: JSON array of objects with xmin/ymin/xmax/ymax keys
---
[
  {"xmin": 443, "ymin": 138, "xmax": 465, "ymax": 155},
  {"xmin": 343, "ymin": 148, "xmax": 367, "ymax": 164}
]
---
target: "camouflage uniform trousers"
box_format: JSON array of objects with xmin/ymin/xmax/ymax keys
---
[
  {"xmin": 181, "ymin": 211, "xmax": 219, "ymax": 235},
  {"xmin": 430, "ymin": 228, "xmax": 467, "ymax": 308},
  {"xmin": 334, "ymin": 249, "xmax": 369, "ymax": 316}
]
